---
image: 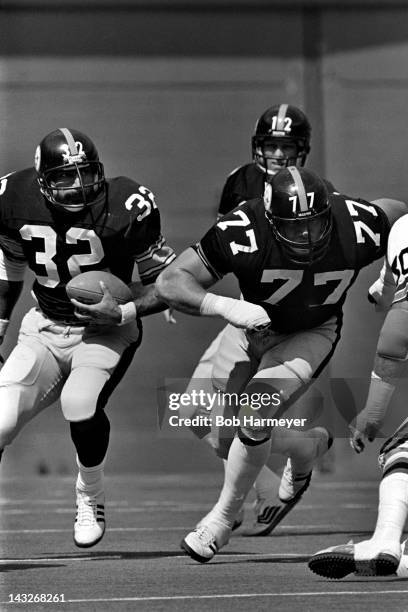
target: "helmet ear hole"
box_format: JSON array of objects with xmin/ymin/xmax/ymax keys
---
[{"xmin": 35, "ymin": 128, "xmax": 106, "ymax": 211}]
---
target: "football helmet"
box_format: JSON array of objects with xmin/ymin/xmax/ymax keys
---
[
  {"xmin": 35, "ymin": 128, "xmax": 106, "ymax": 211},
  {"xmin": 252, "ymin": 104, "xmax": 311, "ymax": 176},
  {"xmin": 266, "ymin": 167, "xmax": 332, "ymax": 265}
]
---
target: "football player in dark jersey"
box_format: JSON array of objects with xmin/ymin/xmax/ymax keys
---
[
  {"xmin": 188, "ymin": 104, "xmax": 336, "ymax": 536},
  {"xmin": 156, "ymin": 166, "xmax": 407, "ymax": 563},
  {"xmin": 0, "ymin": 128, "xmax": 175, "ymax": 548}
]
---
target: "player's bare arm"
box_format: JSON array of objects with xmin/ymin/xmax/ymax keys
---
[
  {"xmin": 71, "ymin": 279, "xmax": 170, "ymax": 325},
  {"xmin": 155, "ymin": 247, "xmax": 214, "ymax": 315},
  {"xmin": 129, "ymin": 281, "xmax": 170, "ymax": 317},
  {"xmin": 156, "ymin": 247, "xmax": 271, "ymax": 330}
]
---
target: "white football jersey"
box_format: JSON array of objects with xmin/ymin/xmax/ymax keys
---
[{"xmin": 386, "ymin": 214, "xmax": 408, "ymax": 305}]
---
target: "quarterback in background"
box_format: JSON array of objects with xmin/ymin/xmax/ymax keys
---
[
  {"xmin": 0, "ymin": 128, "xmax": 175, "ymax": 548},
  {"xmin": 156, "ymin": 166, "xmax": 406, "ymax": 563}
]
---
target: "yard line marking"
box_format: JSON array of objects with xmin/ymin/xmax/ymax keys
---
[
  {"xmin": 0, "ymin": 503, "xmax": 371, "ymax": 515},
  {"xmin": 0, "ymin": 524, "xmax": 333, "ymax": 534},
  {"xmin": 0, "ymin": 552, "xmax": 343, "ymax": 563}
]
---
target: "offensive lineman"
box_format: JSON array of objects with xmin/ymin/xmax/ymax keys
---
[
  {"xmin": 0, "ymin": 128, "xmax": 175, "ymax": 548},
  {"xmin": 186, "ymin": 104, "xmax": 337, "ymax": 536},
  {"xmin": 156, "ymin": 166, "xmax": 407, "ymax": 563}
]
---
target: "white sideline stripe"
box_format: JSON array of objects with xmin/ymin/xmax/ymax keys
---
[
  {"xmin": 0, "ymin": 524, "xmax": 332, "ymax": 534},
  {"xmin": 1, "ymin": 590, "xmax": 406, "ymax": 604}
]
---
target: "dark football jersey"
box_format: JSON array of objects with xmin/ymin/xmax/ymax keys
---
[
  {"xmin": 0, "ymin": 168, "xmax": 175, "ymax": 323},
  {"xmin": 218, "ymin": 163, "xmax": 336, "ymax": 217},
  {"xmin": 196, "ymin": 194, "xmax": 390, "ymax": 333}
]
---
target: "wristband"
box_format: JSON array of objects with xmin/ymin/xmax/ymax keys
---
[
  {"xmin": 0, "ymin": 319, "xmax": 9, "ymax": 336},
  {"xmin": 118, "ymin": 302, "xmax": 137, "ymax": 326}
]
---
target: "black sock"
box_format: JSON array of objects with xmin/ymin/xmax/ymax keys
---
[{"xmin": 70, "ymin": 411, "xmax": 110, "ymax": 467}]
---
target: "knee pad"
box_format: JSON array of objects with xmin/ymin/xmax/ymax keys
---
[
  {"xmin": 381, "ymin": 441, "xmax": 408, "ymax": 478},
  {"xmin": 61, "ymin": 385, "xmax": 98, "ymax": 421},
  {"xmin": 61, "ymin": 368, "xmax": 109, "ymax": 421},
  {"xmin": 252, "ymin": 359, "xmax": 312, "ymax": 403},
  {"xmin": 0, "ymin": 343, "xmax": 47, "ymax": 386},
  {"xmin": 0, "ymin": 386, "xmax": 27, "ymax": 447},
  {"xmin": 255, "ymin": 359, "xmax": 312, "ymax": 382}
]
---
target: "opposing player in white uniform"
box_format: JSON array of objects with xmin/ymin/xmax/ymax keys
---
[
  {"xmin": 309, "ymin": 213, "xmax": 408, "ymax": 579},
  {"xmin": 157, "ymin": 167, "xmax": 406, "ymax": 563},
  {"xmin": 0, "ymin": 128, "xmax": 175, "ymax": 548},
  {"xmin": 187, "ymin": 104, "xmax": 337, "ymax": 536}
]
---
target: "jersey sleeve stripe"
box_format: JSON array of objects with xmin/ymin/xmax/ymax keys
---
[
  {"xmin": 393, "ymin": 282, "xmax": 408, "ymax": 304},
  {"xmin": 135, "ymin": 236, "xmax": 166, "ymax": 261},
  {"xmin": 194, "ymin": 243, "xmax": 223, "ymax": 280},
  {"xmin": 137, "ymin": 248, "xmax": 176, "ymax": 282}
]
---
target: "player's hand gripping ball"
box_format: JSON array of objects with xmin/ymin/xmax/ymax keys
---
[
  {"xmin": 66, "ymin": 271, "xmax": 133, "ymax": 325},
  {"xmin": 66, "ymin": 271, "xmax": 132, "ymax": 305}
]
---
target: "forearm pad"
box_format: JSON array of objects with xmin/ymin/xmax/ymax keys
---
[{"xmin": 356, "ymin": 373, "xmax": 395, "ymax": 436}]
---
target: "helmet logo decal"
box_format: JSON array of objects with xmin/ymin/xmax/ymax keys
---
[
  {"xmin": 61, "ymin": 141, "xmax": 86, "ymax": 164},
  {"xmin": 34, "ymin": 145, "xmax": 41, "ymax": 171},
  {"xmin": 263, "ymin": 183, "xmax": 272, "ymax": 209},
  {"xmin": 270, "ymin": 104, "xmax": 292, "ymax": 136}
]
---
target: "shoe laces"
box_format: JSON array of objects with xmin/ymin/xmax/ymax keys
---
[
  {"xmin": 76, "ymin": 492, "xmax": 102, "ymax": 526},
  {"xmin": 194, "ymin": 525, "xmax": 216, "ymax": 547},
  {"xmin": 282, "ymin": 461, "xmax": 294, "ymax": 486}
]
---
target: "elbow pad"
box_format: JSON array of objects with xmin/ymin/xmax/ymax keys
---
[{"xmin": 377, "ymin": 308, "xmax": 408, "ymax": 361}]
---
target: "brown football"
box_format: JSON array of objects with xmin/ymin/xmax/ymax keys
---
[{"xmin": 66, "ymin": 271, "xmax": 132, "ymax": 304}]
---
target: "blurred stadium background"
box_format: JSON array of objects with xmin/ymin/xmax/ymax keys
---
[{"xmin": 0, "ymin": 0, "xmax": 407, "ymax": 481}]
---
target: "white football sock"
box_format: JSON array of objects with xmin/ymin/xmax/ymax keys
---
[
  {"xmin": 76, "ymin": 455, "xmax": 105, "ymax": 495},
  {"xmin": 224, "ymin": 458, "xmax": 279, "ymax": 501},
  {"xmin": 371, "ymin": 472, "xmax": 408, "ymax": 545},
  {"xmin": 204, "ymin": 436, "xmax": 271, "ymax": 544}
]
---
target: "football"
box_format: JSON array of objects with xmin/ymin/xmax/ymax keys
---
[{"xmin": 66, "ymin": 271, "xmax": 132, "ymax": 305}]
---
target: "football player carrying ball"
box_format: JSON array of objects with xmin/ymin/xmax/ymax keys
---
[{"xmin": 0, "ymin": 127, "xmax": 175, "ymax": 548}]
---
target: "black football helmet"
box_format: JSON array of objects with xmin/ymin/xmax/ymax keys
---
[
  {"xmin": 266, "ymin": 167, "xmax": 332, "ymax": 265},
  {"xmin": 252, "ymin": 104, "xmax": 311, "ymax": 176},
  {"xmin": 35, "ymin": 128, "xmax": 106, "ymax": 211}
]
